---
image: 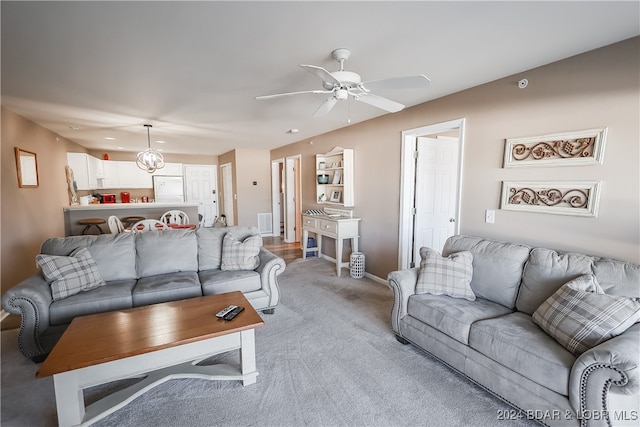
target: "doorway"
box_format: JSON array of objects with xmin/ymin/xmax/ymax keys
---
[
  {"xmin": 220, "ymin": 163, "xmax": 235, "ymax": 226},
  {"xmin": 271, "ymin": 155, "xmax": 301, "ymax": 244},
  {"xmin": 398, "ymin": 119, "xmax": 465, "ymax": 269},
  {"xmin": 184, "ymin": 164, "xmax": 218, "ymax": 227}
]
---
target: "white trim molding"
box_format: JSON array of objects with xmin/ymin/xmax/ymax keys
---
[
  {"xmin": 500, "ymin": 181, "xmax": 602, "ymax": 217},
  {"xmin": 503, "ymin": 128, "xmax": 607, "ymax": 168}
]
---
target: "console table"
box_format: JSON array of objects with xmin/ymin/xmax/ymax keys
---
[{"xmin": 302, "ymin": 208, "xmax": 361, "ymax": 277}]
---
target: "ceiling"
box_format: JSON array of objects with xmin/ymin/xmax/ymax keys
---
[{"xmin": 2, "ymin": 1, "xmax": 639, "ymax": 157}]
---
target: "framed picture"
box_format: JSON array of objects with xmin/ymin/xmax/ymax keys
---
[
  {"xmin": 15, "ymin": 147, "xmax": 39, "ymax": 188},
  {"xmin": 332, "ymin": 170, "xmax": 342, "ymax": 184},
  {"xmin": 330, "ymin": 190, "xmax": 342, "ymax": 203},
  {"xmin": 503, "ymin": 128, "xmax": 607, "ymax": 168},
  {"xmin": 500, "ymin": 181, "xmax": 602, "ymax": 217}
]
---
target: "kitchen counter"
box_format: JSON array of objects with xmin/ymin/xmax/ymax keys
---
[{"xmin": 64, "ymin": 203, "xmax": 199, "ymax": 236}]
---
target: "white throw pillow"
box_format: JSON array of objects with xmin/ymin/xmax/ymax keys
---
[
  {"xmin": 416, "ymin": 247, "xmax": 475, "ymax": 301},
  {"xmin": 36, "ymin": 247, "xmax": 106, "ymax": 301},
  {"xmin": 221, "ymin": 232, "xmax": 261, "ymax": 271},
  {"xmin": 533, "ymin": 274, "xmax": 640, "ymax": 355}
]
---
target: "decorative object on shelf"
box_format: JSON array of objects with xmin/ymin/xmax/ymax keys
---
[
  {"xmin": 136, "ymin": 124, "xmax": 165, "ymax": 173},
  {"xmin": 503, "ymin": 128, "xmax": 607, "ymax": 168},
  {"xmin": 330, "ymin": 190, "xmax": 342, "ymax": 203},
  {"xmin": 318, "ymin": 193, "xmax": 327, "ymax": 202},
  {"xmin": 317, "ymin": 174, "xmax": 329, "ymax": 184},
  {"xmin": 500, "ymin": 181, "xmax": 602, "ymax": 217},
  {"xmin": 332, "ymin": 170, "xmax": 342, "ymax": 184},
  {"xmin": 318, "ymin": 161, "xmax": 326, "ymax": 169},
  {"xmin": 15, "ymin": 147, "xmax": 39, "ymax": 188}
]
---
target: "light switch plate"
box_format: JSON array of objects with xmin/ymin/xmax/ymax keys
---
[{"xmin": 485, "ymin": 209, "xmax": 495, "ymax": 224}]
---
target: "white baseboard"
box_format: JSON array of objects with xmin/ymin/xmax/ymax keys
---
[
  {"xmin": 1, "ymin": 310, "xmax": 10, "ymax": 322},
  {"xmin": 364, "ymin": 272, "xmax": 388, "ymax": 286}
]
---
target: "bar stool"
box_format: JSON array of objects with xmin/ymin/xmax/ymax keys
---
[
  {"xmin": 121, "ymin": 216, "xmax": 145, "ymax": 228},
  {"xmin": 78, "ymin": 218, "xmax": 106, "ymax": 235}
]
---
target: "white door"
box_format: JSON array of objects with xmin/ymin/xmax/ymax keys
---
[
  {"xmin": 184, "ymin": 165, "xmax": 218, "ymax": 227},
  {"xmin": 271, "ymin": 159, "xmax": 284, "ymax": 236},
  {"xmin": 284, "ymin": 155, "xmax": 301, "ymax": 243},
  {"xmin": 221, "ymin": 163, "xmax": 235, "ymax": 226},
  {"xmin": 413, "ymin": 136, "xmax": 460, "ymax": 259}
]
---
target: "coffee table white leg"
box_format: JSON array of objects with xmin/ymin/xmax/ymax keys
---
[
  {"xmin": 239, "ymin": 329, "xmax": 257, "ymax": 385},
  {"xmin": 53, "ymin": 371, "xmax": 85, "ymax": 427}
]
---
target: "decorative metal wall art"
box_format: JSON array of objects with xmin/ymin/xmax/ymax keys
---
[
  {"xmin": 503, "ymin": 128, "xmax": 607, "ymax": 168},
  {"xmin": 500, "ymin": 181, "xmax": 602, "ymax": 217}
]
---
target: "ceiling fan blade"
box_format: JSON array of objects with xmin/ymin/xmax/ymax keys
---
[
  {"xmin": 300, "ymin": 64, "xmax": 341, "ymax": 86},
  {"xmin": 256, "ymin": 89, "xmax": 331, "ymax": 100},
  {"xmin": 360, "ymin": 74, "xmax": 430, "ymax": 92},
  {"xmin": 313, "ymin": 97, "xmax": 338, "ymax": 117},
  {"xmin": 355, "ymin": 93, "xmax": 405, "ymax": 113}
]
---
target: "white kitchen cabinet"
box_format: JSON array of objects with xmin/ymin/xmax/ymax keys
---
[
  {"xmin": 67, "ymin": 153, "xmax": 102, "ymax": 190},
  {"xmin": 101, "ymin": 161, "xmax": 153, "ymax": 189},
  {"xmin": 153, "ymin": 162, "xmax": 183, "ymax": 176}
]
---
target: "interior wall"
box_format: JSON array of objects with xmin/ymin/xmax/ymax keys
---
[
  {"xmin": 218, "ymin": 150, "xmax": 237, "ymax": 225},
  {"xmin": 271, "ymin": 37, "xmax": 640, "ymax": 279},
  {"xmin": 1, "ymin": 108, "xmax": 85, "ymax": 296},
  {"xmin": 233, "ymin": 149, "xmax": 271, "ymax": 228}
]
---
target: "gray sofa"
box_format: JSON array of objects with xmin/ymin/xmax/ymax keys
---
[
  {"xmin": 2, "ymin": 226, "xmax": 285, "ymax": 362},
  {"xmin": 388, "ymin": 235, "xmax": 639, "ymax": 427}
]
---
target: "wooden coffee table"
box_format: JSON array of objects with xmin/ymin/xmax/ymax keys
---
[{"xmin": 37, "ymin": 291, "xmax": 264, "ymax": 426}]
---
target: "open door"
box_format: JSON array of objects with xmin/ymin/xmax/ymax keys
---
[{"xmin": 283, "ymin": 155, "xmax": 301, "ymax": 243}]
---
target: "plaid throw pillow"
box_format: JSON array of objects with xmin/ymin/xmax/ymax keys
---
[
  {"xmin": 221, "ymin": 232, "xmax": 261, "ymax": 271},
  {"xmin": 416, "ymin": 248, "xmax": 475, "ymax": 301},
  {"xmin": 533, "ymin": 274, "xmax": 640, "ymax": 355},
  {"xmin": 36, "ymin": 247, "xmax": 106, "ymax": 301}
]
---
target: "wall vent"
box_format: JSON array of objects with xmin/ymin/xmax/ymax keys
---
[{"xmin": 257, "ymin": 213, "xmax": 273, "ymax": 235}]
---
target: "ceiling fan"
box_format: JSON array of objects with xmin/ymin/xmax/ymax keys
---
[{"xmin": 256, "ymin": 48, "xmax": 431, "ymax": 117}]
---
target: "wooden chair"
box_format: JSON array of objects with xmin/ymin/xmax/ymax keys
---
[
  {"xmin": 160, "ymin": 210, "xmax": 189, "ymax": 225},
  {"xmin": 107, "ymin": 216, "xmax": 125, "ymax": 234},
  {"xmin": 130, "ymin": 219, "xmax": 169, "ymax": 233},
  {"xmin": 121, "ymin": 215, "xmax": 145, "ymax": 228}
]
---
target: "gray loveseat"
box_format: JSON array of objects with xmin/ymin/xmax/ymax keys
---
[
  {"xmin": 2, "ymin": 226, "xmax": 285, "ymax": 362},
  {"xmin": 388, "ymin": 235, "xmax": 639, "ymax": 427}
]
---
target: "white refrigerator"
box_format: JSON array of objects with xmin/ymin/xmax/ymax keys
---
[{"xmin": 153, "ymin": 176, "xmax": 184, "ymax": 203}]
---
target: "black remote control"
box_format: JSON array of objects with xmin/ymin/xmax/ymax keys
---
[{"xmin": 223, "ymin": 306, "xmax": 244, "ymax": 321}]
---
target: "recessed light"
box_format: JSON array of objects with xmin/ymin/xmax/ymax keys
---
[
  {"xmin": 155, "ymin": 140, "xmax": 166, "ymax": 144},
  {"xmin": 117, "ymin": 146, "xmax": 125, "ymax": 150},
  {"xmin": 105, "ymin": 137, "xmax": 116, "ymax": 140},
  {"xmin": 68, "ymin": 125, "xmax": 81, "ymax": 130},
  {"xmin": 157, "ymin": 148, "xmax": 164, "ymax": 152}
]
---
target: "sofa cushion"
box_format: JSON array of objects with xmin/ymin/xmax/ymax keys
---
[
  {"xmin": 221, "ymin": 232, "xmax": 261, "ymax": 271},
  {"xmin": 40, "ymin": 233, "xmax": 136, "ymax": 282},
  {"xmin": 197, "ymin": 226, "xmax": 262, "ymax": 271},
  {"xmin": 516, "ymin": 248, "xmax": 596, "ymax": 315},
  {"xmin": 132, "ymin": 271, "xmax": 202, "ymax": 306},
  {"xmin": 443, "ymin": 235, "xmax": 530, "ymax": 309},
  {"xmin": 533, "ymin": 274, "xmax": 640, "ymax": 355},
  {"xmin": 416, "ymin": 248, "xmax": 474, "ymax": 300},
  {"xmin": 199, "ymin": 269, "xmax": 262, "ymax": 295},
  {"xmin": 135, "ymin": 229, "xmax": 198, "ymax": 278},
  {"xmin": 49, "ymin": 279, "xmax": 136, "ymax": 325},
  {"xmin": 592, "ymin": 258, "xmax": 640, "ymax": 298},
  {"xmin": 469, "ymin": 312, "xmax": 575, "ymax": 396},
  {"xmin": 407, "ymin": 294, "xmax": 512, "ymax": 345},
  {"xmin": 36, "ymin": 247, "xmax": 106, "ymax": 301}
]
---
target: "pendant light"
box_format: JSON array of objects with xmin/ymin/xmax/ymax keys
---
[{"xmin": 136, "ymin": 124, "xmax": 165, "ymax": 173}]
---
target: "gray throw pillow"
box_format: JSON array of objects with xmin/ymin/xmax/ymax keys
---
[
  {"xmin": 36, "ymin": 247, "xmax": 106, "ymax": 301},
  {"xmin": 416, "ymin": 247, "xmax": 475, "ymax": 301},
  {"xmin": 533, "ymin": 274, "xmax": 640, "ymax": 355},
  {"xmin": 221, "ymin": 232, "xmax": 261, "ymax": 271}
]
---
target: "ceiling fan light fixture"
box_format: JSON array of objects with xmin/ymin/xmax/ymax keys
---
[{"xmin": 136, "ymin": 124, "xmax": 165, "ymax": 173}]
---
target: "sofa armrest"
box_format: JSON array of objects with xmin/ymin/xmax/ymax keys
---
[
  {"xmin": 569, "ymin": 323, "xmax": 640, "ymax": 423},
  {"xmin": 1, "ymin": 274, "xmax": 53, "ymax": 359},
  {"xmin": 387, "ymin": 267, "xmax": 419, "ymax": 335},
  {"xmin": 254, "ymin": 247, "xmax": 286, "ymax": 308}
]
